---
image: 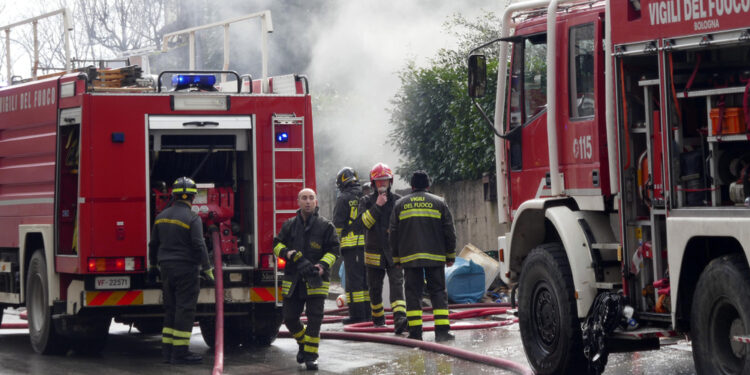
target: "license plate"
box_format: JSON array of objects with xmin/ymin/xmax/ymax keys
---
[{"xmin": 94, "ymin": 276, "xmax": 130, "ymax": 290}]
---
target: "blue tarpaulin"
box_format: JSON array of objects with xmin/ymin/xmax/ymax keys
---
[{"xmin": 445, "ymin": 257, "xmax": 485, "ymax": 303}]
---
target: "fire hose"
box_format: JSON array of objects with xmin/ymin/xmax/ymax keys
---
[
  {"xmin": 293, "ymin": 303, "xmax": 531, "ymax": 375},
  {"xmin": 210, "ymin": 228, "xmax": 224, "ymax": 375}
]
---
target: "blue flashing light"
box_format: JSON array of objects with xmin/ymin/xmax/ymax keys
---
[
  {"xmin": 171, "ymin": 74, "xmax": 217, "ymax": 87},
  {"xmin": 276, "ymin": 132, "xmax": 289, "ymax": 143}
]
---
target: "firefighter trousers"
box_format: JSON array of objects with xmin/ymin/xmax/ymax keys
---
[
  {"xmin": 366, "ymin": 265, "xmax": 406, "ymax": 324},
  {"xmin": 160, "ymin": 261, "xmax": 200, "ymax": 357},
  {"xmin": 283, "ymin": 282, "xmax": 324, "ymax": 362},
  {"xmin": 404, "ymin": 266, "xmax": 450, "ymax": 336},
  {"xmin": 342, "ymin": 247, "xmax": 370, "ymax": 321}
]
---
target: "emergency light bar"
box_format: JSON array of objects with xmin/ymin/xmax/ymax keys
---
[{"xmin": 172, "ymin": 74, "xmax": 217, "ymax": 88}]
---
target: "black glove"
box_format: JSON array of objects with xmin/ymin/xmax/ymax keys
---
[
  {"xmin": 295, "ymin": 256, "xmax": 316, "ymax": 277},
  {"xmin": 147, "ymin": 265, "xmax": 160, "ymax": 283},
  {"xmin": 304, "ymin": 266, "xmax": 323, "ymax": 289}
]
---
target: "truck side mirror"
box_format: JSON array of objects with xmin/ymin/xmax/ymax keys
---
[{"xmin": 468, "ymin": 54, "xmax": 487, "ymax": 98}]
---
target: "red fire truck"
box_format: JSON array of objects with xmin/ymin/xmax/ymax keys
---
[
  {"xmin": 469, "ymin": 0, "xmax": 750, "ymax": 373},
  {"xmin": 0, "ymin": 67, "xmax": 314, "ymax": 354}
]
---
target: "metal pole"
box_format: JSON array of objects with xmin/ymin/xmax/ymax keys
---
[
  {"xmin": 5, "ymin": 29, "xmax": 11, "ymax": 84},
  {"xmin": 189, "ymin": 31, "xmax": 195, "ymax": 70},
  {"xmin": 546, "ymin": 0, "xmax": 562, "ymax": 196},
  {"xmin": 63, "ymin": 8, "xmax": 71, "ymax": 72},
  {"xmin": 222, "ymin": 24, "xmax": 229, "ymax": 84},
  {"xmin": 604, "ymin": 1, "xmax": 618, "ymax": 195},
  {"xmin": 261, "ymin": 15, "xmax": 269, "ymax": 91},
  {"xmin": 33, "ymin": 21, "xmax": 38, "ymax": 80}
]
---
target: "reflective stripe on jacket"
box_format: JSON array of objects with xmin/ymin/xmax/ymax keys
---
[
  {"xmin": 356, "ymin": 191, "xmax": 401, "ymax": 269},
  {"xmin": 333, "ymin": 185, "xmax": 364, "ymax": 250},
  {"xmin": 148, "ymin": 201, "xmax": 210, "ymax": 270},
  {"xmin": 273, "ymin": 208, "xmax": 339, "ymax": 297},
  {"xmin": 389, "ymin": 190, "xmax": 456, "ymax": 268}
]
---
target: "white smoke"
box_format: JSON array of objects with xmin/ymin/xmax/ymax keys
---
[{"xmin": 306, "ymin": 0, "xmax": 499, "ymax": 211}]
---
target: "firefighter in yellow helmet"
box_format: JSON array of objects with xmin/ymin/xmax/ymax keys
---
[{"xmin": 148, "ymin": 177, "xmax": 214, "ymax": 364}]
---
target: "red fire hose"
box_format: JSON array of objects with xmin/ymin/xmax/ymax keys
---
[
  {"xmin": 297, "ymin": 303, "xmax": 529, "ymax": 374},
  {"xmin": 277, "ymin": 329, "xmax": 532, "ymax": 375},
  {"xmin": 210, "ymin": 229, "xmax": 224, "ymax": 375}
]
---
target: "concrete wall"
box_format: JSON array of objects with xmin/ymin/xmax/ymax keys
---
[{"xmin": 430, "ymin": 179, "xmax": 508, "ymax": 252}]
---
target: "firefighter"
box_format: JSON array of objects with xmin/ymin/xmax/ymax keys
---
[
  {"xmin": 389, "ymin": 170, "xmax": 457, "ymax": 342},
  {"xmin": 273, "ymin": 188, "xmax": 339, "ymax": 371},
  {"xmin": 333, "ymin": 167, "xmax": 370, "ymax": 324},
  {"xmin": 357, "ymin": 163, "xmax": 408, "ymax": 333},
  {"xmin": 362, "ymin": 181, "xmax": 373, "ymax": 197},
  {"xmin": 148, "ymin": 177, "xmax": 214, "ymax": 364}
]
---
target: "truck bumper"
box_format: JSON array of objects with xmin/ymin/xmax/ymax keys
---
[{"xmin": 65, "ymin": 280, "xmax": 281, "ymax": 315}]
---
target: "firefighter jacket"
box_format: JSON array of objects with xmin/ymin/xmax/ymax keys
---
[
  {"xmin": 333, "ymin": 184, "xmax": 365, "ymax": 251},
  {"xmin": 356, "ymin": 190, "xmax": 402, "ymax": 268},
  {"xmin": 273, "ymin": 208, "xmax": 340, "ymax": 298},
  {"xmin": 148, "ymin": 200, "xmax": 211, "ymax": 270},
  {"xmin": 389, "ymin": 189, "xmax": 457, "ymax": 268}
]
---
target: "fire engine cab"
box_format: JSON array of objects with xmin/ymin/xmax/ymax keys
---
[
  {"xmin": 469, "ymin": 0, "xmax": 750, "ymax": 373},
  {"xmin": 0, "ymin": 65, "xmax": 314, "ymax": 354}
]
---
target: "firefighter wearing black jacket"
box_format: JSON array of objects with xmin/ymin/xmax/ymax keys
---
[
  {"xmin": 148, "ymin": 177, "xmax": 214, "ymax": 365},
  {"xmin": 357, "ymin": 163, "xmax": 407, "ymax": 333},
  {"xmin": 390, "ymin": 170, "xmax": 457, "ymax": 342},
  {"xmin": 273, "ymin": 188, "xmax": 339, "ymax": 371},
  {"xmin": 332, "ymin": 167, "xmax": 370, "ymax": 324}
]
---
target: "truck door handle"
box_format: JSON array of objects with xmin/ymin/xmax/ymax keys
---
[{"xmin": 183, "ymin": 121, "xmax": 219, "ymax": 127}]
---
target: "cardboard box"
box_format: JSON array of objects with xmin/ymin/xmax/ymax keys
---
[{"xmin": 458, "ymin": 243, "xmax": 500, "ymax": 291}]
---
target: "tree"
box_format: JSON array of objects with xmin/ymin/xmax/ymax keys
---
[
  {"xmin": 77, "ymin": 0, "xmax": 166, "ymax": 54},
  {"xmin": 389, "ymin": 12, "xmax": 502, "ymax": 183}
]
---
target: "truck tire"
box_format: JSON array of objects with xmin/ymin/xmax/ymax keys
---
[
  {"xmin": 199, "ymin": 315, "xmax": 250, "ymax": 348},
  {"xmin": 691, "ymin": 254, "xmax": 750, "ymax": 375},
  {"xmin": 26, "ymin": 250, "xmax": 68, "ymax": 354},
  {"xmin": 518, "ymin": 243, "xmax": 587, "ymax": 375},
  {"xmin": 251, "ymin": 304, "xmax": 282, "ymax": 346}
]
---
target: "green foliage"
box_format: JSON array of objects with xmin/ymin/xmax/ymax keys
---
[{"xmin": 389, "ymin": 12, "xmax": 502, "ymax": 183}]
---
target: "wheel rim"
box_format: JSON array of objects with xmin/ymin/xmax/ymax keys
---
[
  {"xmin": 531, "ymin": 281, "xmax": 559, "ymax": 350},
  {"xmin": 709, "ymin": 297, "xmax": 744, "ymax": 374},
  {"xmin": 29, "ymin": 273, "xmax": 45, "ymax": 332}
]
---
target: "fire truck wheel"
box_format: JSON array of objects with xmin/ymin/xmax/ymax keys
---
[
  {"xmin": 518, "ymin": 243, "xmax": 587, "ymax": 375},
  {"xmin": 691, "ymin": 254, "xmax": 750, "ymax": 375},
  {"xmin": 26, "ymin": 250, "xmax": 69, "ymax": 354},
  {"xmin": 199, "ymin": 316, "xmax": 249, "ymax": 348},
  {"xmin": 251, "ymin": 306, "xmax": 282, "ymax": 346}
]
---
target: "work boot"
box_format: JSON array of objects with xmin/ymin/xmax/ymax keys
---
[
  {"xmin": 373, "ymin": 317, "xmax": 386, "ymax": 327},
  {"xmin": 435, "ymin": 331, "xmax": 455, "ymax": 342},
  {"xmin": 407, "ymin": 327, "xmax": 422, "ymax": 341},
  {"xmin": 296, "ymin": 344, "xmax": 305, "ymax": 364},
  {"xmin": 171, "ymin": 346, "xmax": 202, "ymax": 365},
  {"xmin": 393, "ymin": 315, "xmax": 408, "ymax": 335},
  {"xmin": 303, "ymin": 352, "xmax": 319, "ymax": 370},
  {"xmin": 305, "ymin": 360, "xmax": 319, "ymax": 371},
  {"xmin": 161, "ymin": 346, "xmax": 172, "ymax": 364}
]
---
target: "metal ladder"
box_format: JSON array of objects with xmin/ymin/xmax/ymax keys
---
[{"xmin": 272, "ymin": 114, "xmax": 305, "ymax": 307}]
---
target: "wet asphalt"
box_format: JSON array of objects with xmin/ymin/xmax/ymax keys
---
[{"xmin": 0, "ymin": 299, "xmax": 696, "ymax": 375}]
